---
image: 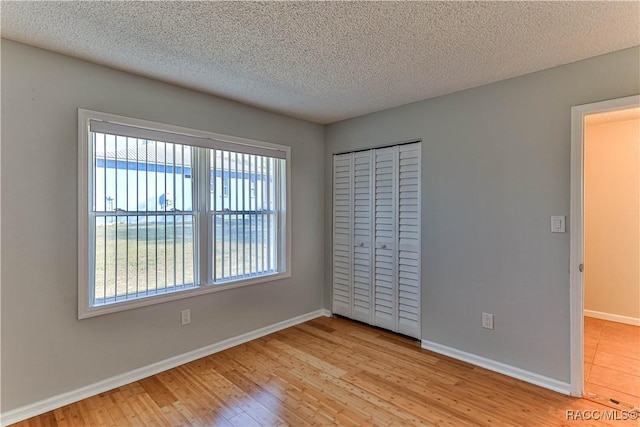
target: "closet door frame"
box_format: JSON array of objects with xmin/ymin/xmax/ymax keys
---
[{"xmin": 331, "ymin": 140, "xmax": 422, "ymax": 339}]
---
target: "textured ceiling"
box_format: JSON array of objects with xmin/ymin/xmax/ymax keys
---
[{"xmin": 2, "ymin": 1, "xmax": 639, "ymax": 124}]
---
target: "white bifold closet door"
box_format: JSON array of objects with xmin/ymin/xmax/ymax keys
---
[
  {"xmin": 396, "ymin": 144, "xmax": 421, "ymax": 338},
  {"xmin": 332, "ymin": 142, "xmax": 421, "ymax": 339},
  {"xmin": 332, "ymin": 154, "xmax": 353, "ymax": 317},
  {"xmin": 352, "ymin": 151, "xmax": 374, "ymax": 323},
  {"xmin": 373, "ymin": 147, "xmax": 397, "ymax": 331}
]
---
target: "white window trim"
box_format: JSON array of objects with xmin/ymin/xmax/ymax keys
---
[{"xmin": 78, "ymin": 109, "xmax": 292, "ymax": 319}]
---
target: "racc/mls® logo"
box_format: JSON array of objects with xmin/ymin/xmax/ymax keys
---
[{"xmin": 566, "ymin": 409, "xmax": 638, "ymax": 421}]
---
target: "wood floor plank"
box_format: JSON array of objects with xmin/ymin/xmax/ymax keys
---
[
  {"xmin": 204, "ymin": 353, "xmax": 310, "ymax": 426},
  {"xmin": 160, "ymin": 366, "xmax": 237, "ymax": 424},
  {"xmin": 269, "ymin": 368, "xmax": 370, "ymax": 426},
  {"xmin": 344, "ymin": 370, "xmax": 478, "ymax": 427},
  {"xmin": 593, "ymin": 351, "xmax": 640, "ymax": 377},
  {"xmin": 139, "ymin": 376, "xmax": 179, "ymax": 409},
  {"xmin": 100, "ymin": 391, "xmax": 130, "ymax": 426},
  {"xmin": 12, "ymin": 316, "xmax": 640, "ymax": 426},
  {"xmin": 589, "ymin": 365, "xmax": 640, "ymax": 397}
]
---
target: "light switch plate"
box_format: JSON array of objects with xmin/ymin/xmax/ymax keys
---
[{"xmin": 551, "ymin": 215, "xmax": 565, "ymax": 233}]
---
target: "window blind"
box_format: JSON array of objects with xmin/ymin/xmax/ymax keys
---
[{"xmin": 89, "ymin": 120, "xmax": 287, "ymax": 159}]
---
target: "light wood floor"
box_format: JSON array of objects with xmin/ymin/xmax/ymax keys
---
[
  {"xmin": 584, "ymin": 316, "xmax": 640, "ymax": 408},
  {"xmin": 12, "ymin": 316, "xmax": 639, "ymax": 426}
]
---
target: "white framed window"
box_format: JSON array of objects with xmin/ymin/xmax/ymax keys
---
[{"xmin": 78, "ymin": 109, "xmax": 291, "ymax": 318}]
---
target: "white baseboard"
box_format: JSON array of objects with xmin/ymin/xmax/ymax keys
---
[
  {"xmin": 420, "ymin": 339, "xmax": 571, "ymax": 395},
  {"xmin": 584, "ymin": 309, "xmax": 640, "ymax": 326},
  {"xmin": 1, "ymin": 309, "xmax": 332, "ymax": 426}
]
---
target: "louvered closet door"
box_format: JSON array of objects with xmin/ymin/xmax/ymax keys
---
[
  {"xmin": 332, "ymin": 154, "xmax": 353, "ymax": 317},
  {"xmin": 397, "ymin": 143, "xmax": 421, "ymax": 338},
  {"xmin": 352, "ymin": 151, "xmax": 373, "ymax": 323},
  {"xmin": 373, "ymin": 147, "xmax": 398, "ymax": 331}
]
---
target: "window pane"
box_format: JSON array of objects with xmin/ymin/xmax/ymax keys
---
[
  {"xmin": 93, "ymin": 215, "xmax": 195, "ymax": 305},
  {"xmin": 91, "ymin": 131, "xmax": 196, "ymax": 306},
  {"xmin": 211, "ymin": 150, "xmax": 281, "ymax": 282},
  {"xmin": 93, "ymin": 136, "xmax": 193, "ymax": 213}
]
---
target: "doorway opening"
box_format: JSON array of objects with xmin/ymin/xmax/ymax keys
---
[{"xmin": 570, "ymin": 96, "xmax": 640, "ymax": 410}]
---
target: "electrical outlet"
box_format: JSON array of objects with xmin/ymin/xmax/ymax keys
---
[
  {"xmin": 482, "ymin": 312, "xmax": 494, "ymax": 330},
  {"xmin": 181, "ymin": 309, "xmax": 191, "ymax": 325}
]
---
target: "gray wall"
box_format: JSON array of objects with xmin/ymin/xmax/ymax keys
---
[
  {"xmin": 1, "ymin": 40, "xmax": 325, "ymax": 412},
  {"xmin": 325, "ymin": 47, "xmax": 640, "ymax": 383}
]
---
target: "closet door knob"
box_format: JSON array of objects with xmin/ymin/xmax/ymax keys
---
[{"xmin": 381, "ymin": 244, "xmax": 387, "ymax": 249}]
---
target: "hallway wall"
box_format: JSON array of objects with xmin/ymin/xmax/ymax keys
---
[{"xmin": 585, "ymin": 117, "xmax": 640, "ymax": 321}]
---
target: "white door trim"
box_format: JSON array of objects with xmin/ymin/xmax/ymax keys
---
[{"xmin": 569, "ymin": 94, "xmax": 640, "ymax": 397}]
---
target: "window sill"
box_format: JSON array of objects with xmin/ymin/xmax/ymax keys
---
[{"xmin": 78, "ymin": 271, "xmax": 291, "ymax": 319}]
